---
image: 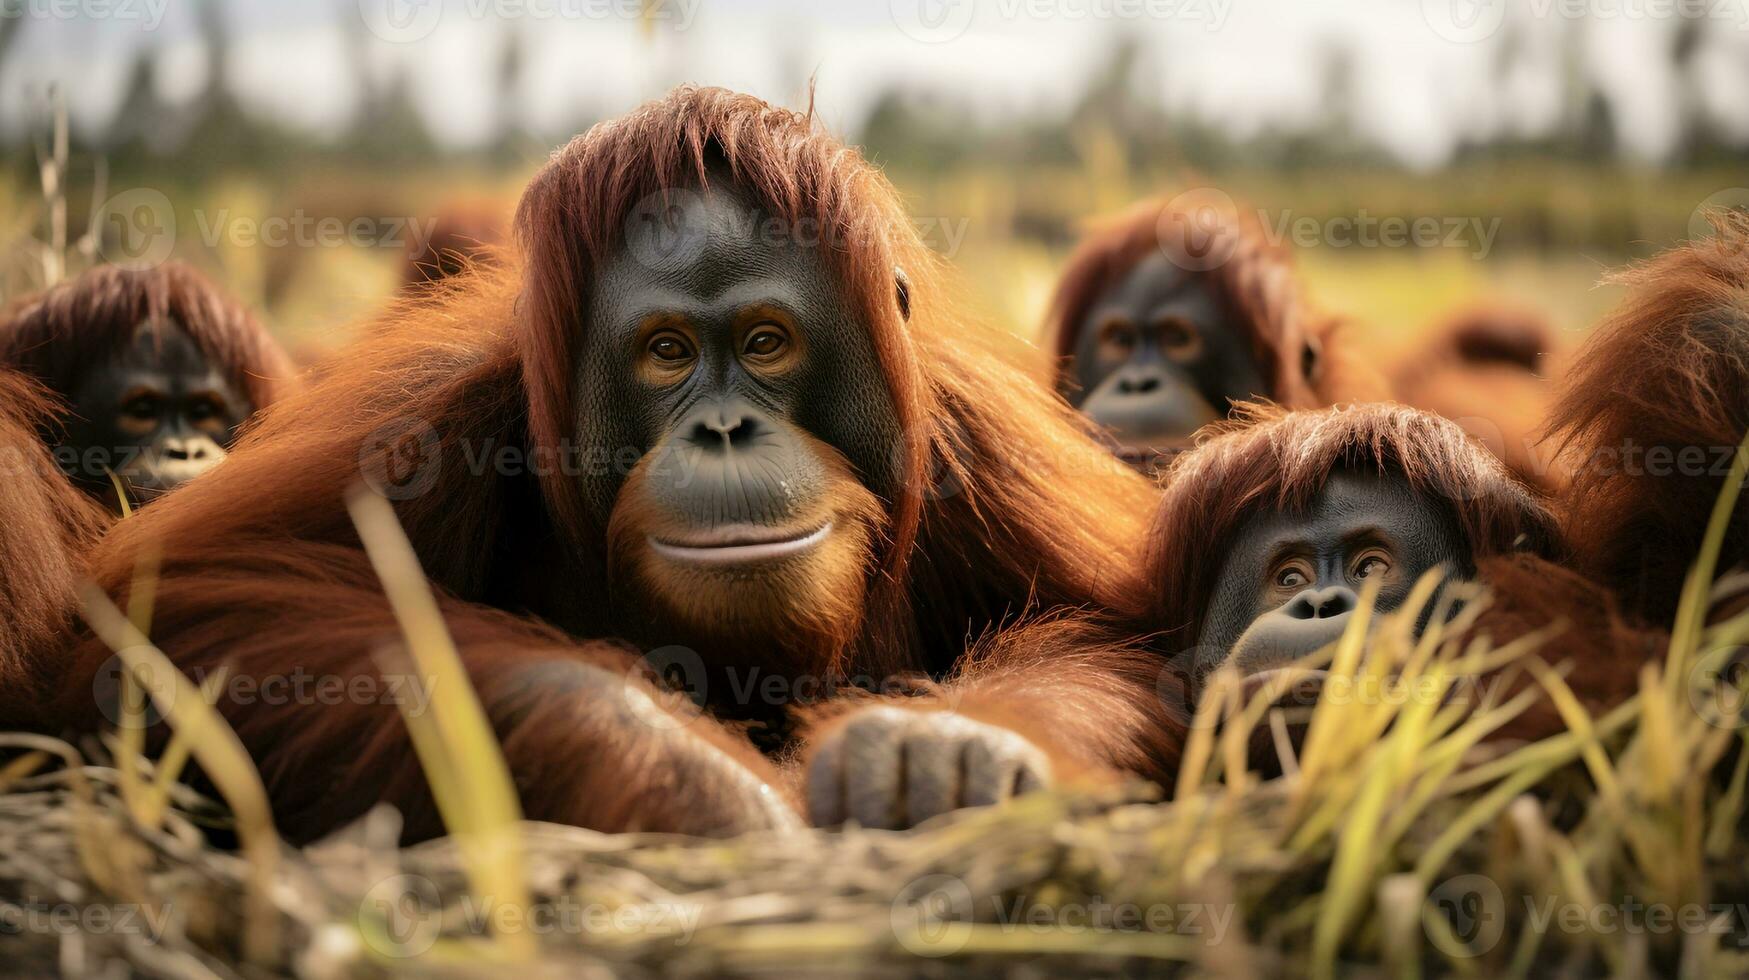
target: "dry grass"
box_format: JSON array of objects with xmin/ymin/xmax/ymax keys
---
[{"xmin": 1, "ymin": 466, "xmax": 1747, "ymax": 978}]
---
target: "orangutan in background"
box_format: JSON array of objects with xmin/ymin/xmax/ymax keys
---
[
  {"xmin": 1392, "ymin": 302, "xmax": 1568, "ymax": 494},
  {"xmin": 1131, "ymin": 216, "xmax": 1749, "ymax": 769},
  {"xmin": 1547, "ymin": 213, "xmax": 1749, "ymax": 629},
  {"xmin": 1042, "ymin": 192, "xmax": 1384, "ymax": 469},
  {"xmin": 0, "ymin": 262, "xmax": 298, "ymax": 511},
  {"xmin": 401, "ymin": 201, "xmax": 507, "ymax": 290}
]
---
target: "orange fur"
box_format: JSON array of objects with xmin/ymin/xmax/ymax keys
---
[
  {"xmin": 1548, "ymin": 214, "xmax": 1749, "ymax": 628},
  {"xmin": 0, "ymin": 369, "xmax": 107, "ymax": 702},
  {"xmin": 402, "ymin": 202, "xmax": 507, "ymax": 289},
  {"xmin": 34, "ymin": 88, "xmax": 1159, "ymax": 841},
  {"xmin": 796, "ymin": 611, "xmax": 1188, "ymax": 789},
  {"xmin": 1458, "ymin": 553, "xmax": 1665, "ymax": 742},
  {"xmin": 605, "ymin": 432, "xmax": 886, "ymax": 684},
  {"xmin": 1394, "ymin": 302, "xmax": 1568, "ymax": 494}
]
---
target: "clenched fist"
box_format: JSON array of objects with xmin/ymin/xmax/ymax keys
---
[{"xmin": 806, "ymin": 706, "xmax": 1052, "ymax": 829}]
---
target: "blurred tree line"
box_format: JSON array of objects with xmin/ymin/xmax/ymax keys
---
[{"xmin": 2, "ymin": 12, "xmax": 1745, "ymax": 266}]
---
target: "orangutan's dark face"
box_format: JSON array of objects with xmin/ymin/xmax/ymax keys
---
[
  {"xmin": 1192, "ymin": 468, "xmax": 1470, "ymax": 681},
  {"xmin": 576, "ymin": 177, "xmax": 905, "ymax": 666},
  {"xmin": 61, "ymin": 320, "xmax": 249, "ymax": 508},
  {"xmin": 1067, "ymin": 253, "xmax": 1268, "ymax": 461}
]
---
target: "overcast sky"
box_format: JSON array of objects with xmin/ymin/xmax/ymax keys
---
[{"xmin": 4, "ymin": 0, "xmax": 1748, "ymax": 167}]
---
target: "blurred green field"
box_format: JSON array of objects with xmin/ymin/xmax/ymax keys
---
[
  {"xmin": 893, "ymin": 160, "xmax": 1726, "ymax": 363},
  {"xmin": 5, "ymin": 159, "xmax": 1735, "ymax": 370}
]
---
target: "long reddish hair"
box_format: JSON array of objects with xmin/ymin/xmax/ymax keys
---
[
  {"xmin": 1547, "ymin": 212, "xmax": 1749, "ymax": 625},
  {"xmin": 0, "ymin": 369, "xmax": 107, "ymax": 689},
  {"xmin": 403, "ymin": 202, "xmax": 506, "ymax": 287},
  {"xmin": 514, "ymin": 89, "xmax": 926, "ymax": 580},
  {"xmin": 0, "ymin": 262, "xmax": 297, "ymax": 412},
  {"xmin": 75, "ymin": 86, "xmax": 1156, "ymax": 686},
  {"xmin": 505, "ymin": 87, "xmax": 1155, "ymax": 672}
]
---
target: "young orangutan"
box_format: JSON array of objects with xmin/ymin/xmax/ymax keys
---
[
  {"xmin": 1137, "ymin": 401, "xmax": 1659, "ymax": 744},
  {"xmin": 0, "ymin": 263, "xmax": 297, "ymax": 511}
]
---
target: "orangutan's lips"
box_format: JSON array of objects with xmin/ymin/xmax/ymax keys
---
[
  {"xmin": 649, "ymin": 522, "xmax": 833, "ymax": 565},
  {"xmin": 1115, "ymin": 443, "xmax": 1189, "ymax": 468}
]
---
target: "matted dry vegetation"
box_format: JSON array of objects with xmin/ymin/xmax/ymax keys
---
[{"xmin": 3, "ymin": 475, "xmax": 1748, "ymax": 980}]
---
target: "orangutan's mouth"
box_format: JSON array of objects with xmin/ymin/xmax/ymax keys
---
[{"xmin": 649, "ymin": 522, "xmax": 833, "ymax": 565}]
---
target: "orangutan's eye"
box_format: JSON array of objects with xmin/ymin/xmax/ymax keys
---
[
  {"xmin": 1353, "ymin": 552, "xmax": 1392, "ymax": 580},
  {"xmin": 1274, "ymin": 562, "xmax": 1312, "ymax": 589},
  {"xmin": 648, "ymin": 332, "xmax": 694, "ymax": 363},
  {"xmin": 743, "ymin": 326, "xmax": 789, "ymax": 359},
  {"xmin": 122, "ymin": 394, "xmax": 161, "ymax": 421},
  {"xmin": 1156, "ymin": 317, "xmax": 1205, "ymax": 363}
]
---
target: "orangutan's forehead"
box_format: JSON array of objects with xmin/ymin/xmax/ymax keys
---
[
  {"xmin": 605, "ymin": 185, "xmax": 841, "ymax": 304},
  {"xmin": 1107, "ymin": 253, "xmax": 1198, "ymax": 305},
  {"xmin": 1271, "ymin": 468, "xmax": 1412, "ymax": 526},
  {"xmin": 1218, "ymin": 465, "xmax": 1467, "ymax": 565},
  {"xmin": 119, "ymin": 318, "xmax": 203, "ymax": 368}
]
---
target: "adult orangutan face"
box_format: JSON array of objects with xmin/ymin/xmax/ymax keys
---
[{"xmin": 581, "ymin": 177, "xmax": 905, "ymax": 666}]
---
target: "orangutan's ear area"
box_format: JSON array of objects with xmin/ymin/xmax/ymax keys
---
[
  {"xmin": 580, "ymin": 171, "xmax": 905, "ymax": 678},
  {"xmin": 1192, "ymin": 466, "xmax": 1471, "ymax": 682},
  {"xmin": 1066, "ymin": 256, "xmax": 1269, "ymax": 456}
]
